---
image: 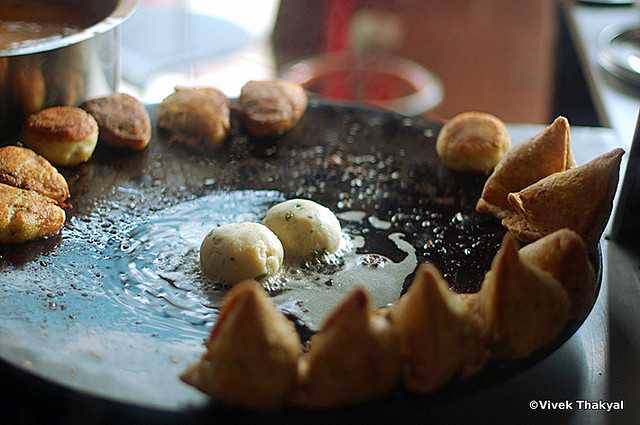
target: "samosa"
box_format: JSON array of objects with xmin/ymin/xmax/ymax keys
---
[
  {"xmin": 180, "ymin": 281, "xmax": 301, "ymax": 409},
  {"xmin": 520, "ymin": 229, "xmax": 596, "ymax": 319},
  {"xmin": 474, "ymin": 233, "xmax": 570, "ymax": 359},
  {"xmin": 504, "ymin": 148, "xmax": 624, "ymax": 245},
  {"xmin": 391, "ymin": 264, "xmax": 488, "ymax": 394},
  {"xmin": 476, "ymin": 116, "xmax": 574, "ymax": 218},
  {"xmin": 292, "ymin": 287, "xmax": 401, "ymax": 408}
]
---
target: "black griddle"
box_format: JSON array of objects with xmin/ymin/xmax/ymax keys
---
[{"xmin": 0, "ymin": 100, "xmax": 601, "ymax": 424}]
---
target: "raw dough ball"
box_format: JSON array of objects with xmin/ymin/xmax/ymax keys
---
[
  {"xmin": 200, "ymin": 223, "xmax": 283, "ymax": 285},
  {"xmin": 263, "ymin": 199, "xmax": 342, "ymax": 260},
  {"xmin": 436, "ymin": 112, "xmax": 511, "ymax": 173}
]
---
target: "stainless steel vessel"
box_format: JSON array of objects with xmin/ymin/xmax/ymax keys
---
[{"xmin": 0, "ymin": 0, "xmax": 137, "ymax": 136}]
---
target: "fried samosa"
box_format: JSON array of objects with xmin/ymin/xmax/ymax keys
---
[
  {"xmin": 504, "ymin": 148, "xmax": 624, "ymax": 245},
  {"xmin": 180, "ymin": 281, "xmax": 301, "ymax": 409},
  {"xmin": 476, "ymin": 233, "xmax": 570, "ymax": 359},
  {"xmin": 520, "ymin": 229, "xmax": 596, "ymax": 319},
  {"xmin": 476, "ymin": 116, "xmax": 574, "ymax": 218},
  {"xmin": 391, "ymin": 263, "xmax": 488, "ymax": 394},
  {"xmin": 292, "ymin": 287, "xmax": 401, "ymax": 408}
]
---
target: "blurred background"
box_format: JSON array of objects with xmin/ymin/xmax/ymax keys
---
[{"xmin": 119, "ymin": 0, "xmax": 639, "ymax": 144}]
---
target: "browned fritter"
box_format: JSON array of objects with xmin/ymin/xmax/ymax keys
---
[
  {"xmin": 0, "ymin": 183, "xmax": 65, "ymax": 243},
  {"xmin": 23, "ymin": 106, "xmax": 98, "ymax": 143},
  {"xmin": 0, "ymin": 146, "xmax": 70, "ymax": 205},
  {"xmin": 81, "ymin": 93, "xmax": 151, "ymax": 151},
  {"xmin": 238, "ymin": 80, "xmax": 307, "ymax": 137},
  {"xmin": 157, "ymin": 87, "xmax": 229, "ymax": 149}
]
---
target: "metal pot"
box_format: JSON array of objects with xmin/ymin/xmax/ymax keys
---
[{"xmin": 0, "ymin": 0, "xmax": 137, "ymax": 136}]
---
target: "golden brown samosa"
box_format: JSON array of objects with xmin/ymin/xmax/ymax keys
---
[
  {"xmin": 520, "ymin": 229, "xmax": 596, "ymax": 320},
  {"xmin": 476, "ymin": 233, "xmax": 570, "ymax": 359},
  {"xmin": 180, "ymin": 281, "xmax": 301, "ymax": 409},
  {"xmin": 504, "ymin": 148, "xmax": 624, "ymax": 245},
  {"xmin": 292, "ymin": 287, "xmax": 401, "ymax": 408},
  {"xmin": 476, "ymin": 116, "xmax": 574, "ymax": 218},
  {"xmin": 391, "ymin": 263, "xmax": 488, "ymax": 394}
]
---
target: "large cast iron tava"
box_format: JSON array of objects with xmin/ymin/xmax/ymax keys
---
[{"xmin": 0, "ymin": 100, "xmax": 601, "ymax": 423}]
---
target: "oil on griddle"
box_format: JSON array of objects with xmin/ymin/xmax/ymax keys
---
[{"xmin": 0, "ymin": 100, "xmax": 505, "ymax": 346}]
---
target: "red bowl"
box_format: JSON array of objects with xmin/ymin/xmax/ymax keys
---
[{"xmin": 281, "ymin": 52, "xmax": 443, "ymax": 116}]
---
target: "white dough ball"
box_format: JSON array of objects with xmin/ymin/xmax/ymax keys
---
[
  {"xmin": 200, "ymin": 222, "xmax": 284, "ymax": 285},
  {"xmin": 263, "ymin": 199, "xmax": 342, "ymax": 260}
]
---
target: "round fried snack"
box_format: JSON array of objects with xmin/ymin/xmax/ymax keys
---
[
  {"xmin": 0, "ymin": 146, "xmax": 69, "ymax": 206},
  {"xmin": 238, "ymin": 80, "xmax": 307, "ymax": 137},
  {"xmin": 22, "ymin": 106, "xmax": 99, "ymax": 167},
  {"xmin": 81, "ymin": 93, "xmax": 151, "ymax": 151},
  {"xmin": 291, "ymin": 287, "xmax": 401, "ymax": 408},
  {"xmin": 0, "ymin": 183, "xmax": 65, "ymax": 243},
  {"xmin": 180, "ymin": 281, "xmax": 301, "ymax": 409},
  {"xmin": 157, "ymin": 87, "xmax": 229, "ymax": 149},
  {"xmin": 436, "ymin": 112, "xmax": 510, "ymax": 174}
]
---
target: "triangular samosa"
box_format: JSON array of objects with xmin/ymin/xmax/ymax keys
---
[
  {"xmin": 181, "ymin": 281, "xmax": 301, "ymax": 409},
  {"xmin": 519, "ymin": 229, "xmax": 596, "ymax": 319},
  {"xmin": 391, "ymin": 263, "xmax": 488, "ymax": 394},
  {"xmin": 476, "ymin": 116, "xmax": 574, "ymax": 218},
  {"xmin": 292, "ymin": 287, "xmax": 401, "ymax": 408},
  {"xmin": 504, "ymin": 148, "xmax": 624, "ymax": 245},
  {"xmin": 476, "ymin": 233, "xmax": 570, "ymax": 359}
]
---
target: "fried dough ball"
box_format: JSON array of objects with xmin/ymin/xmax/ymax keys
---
[
  {"xmin": 157, "ymin": 87, "xmax": 229, "ymax": 149},
  {"xmin": 0, "ymin": 183, "xmax": 65, "ymax": 243},
  {"xmin": 0, "ymin": 146, "xmax": 69, "ymax": 205},
  {"xmin": 22, "ymin": 106, "xmax": 99, "ymax": 167},
  {"xmin": 200, "ymin": 222, "xmax": 284, "ymax": 285},
  {"xmin": 263, "ymin": 199, "xmax": 341, "ymax": 260},
  {"xmin": 81, "ymin": 93, "xmax": 151, "ymax": 151},
  {"xmin": 436, "ymin": 112, "xmax": 511, "ymax": 173},
  {"xmin": 181, "ymin": 281, "xmax": 301, "ymax": 409},
  {"xmin": 238, "ymin": 80, "xmax": 307, "ymax": 138}
]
